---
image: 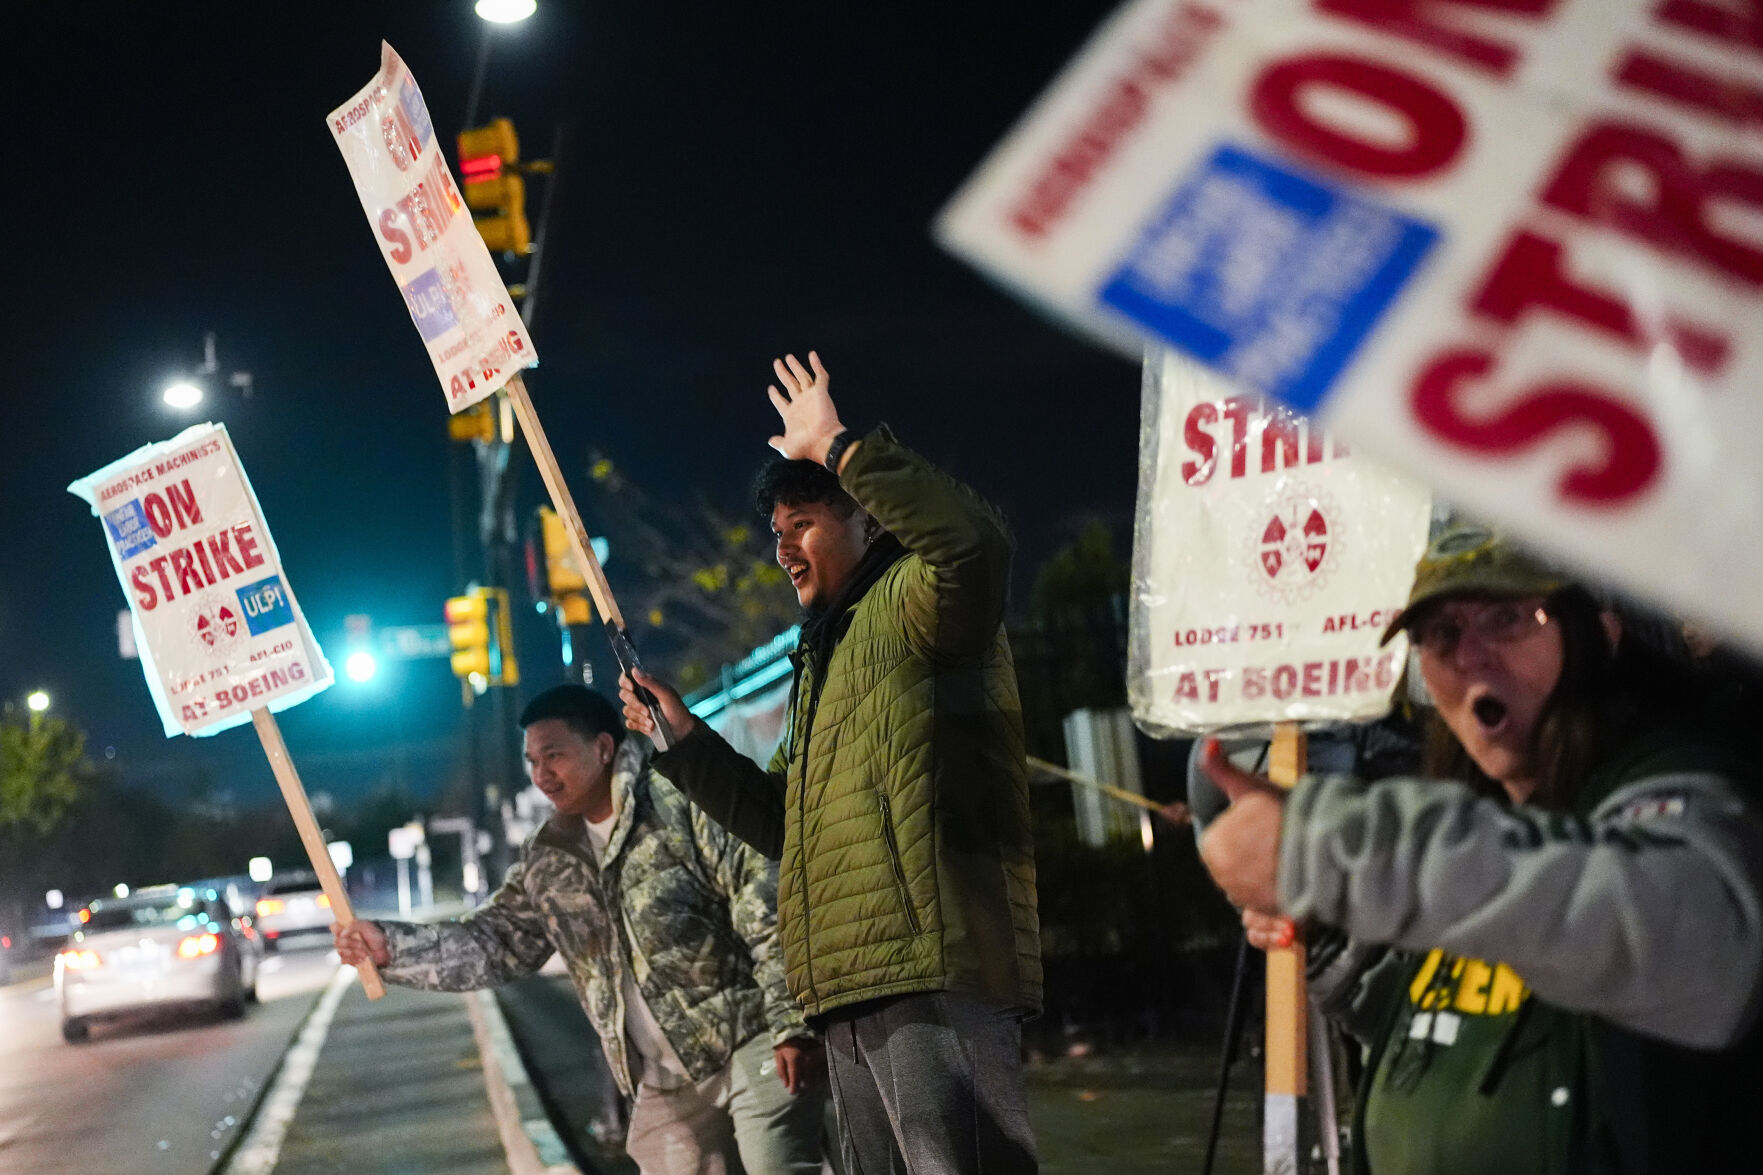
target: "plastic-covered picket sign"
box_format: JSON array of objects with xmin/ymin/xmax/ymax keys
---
[
  {"xmin": 67, "ymin": 422, "xmax": 333, "ymax": 737},
  {"xmin": 1128, "ymin": 346, "xmax": 1430, "ymax": 736},
  {"xmin": 941, "ymin": 0, "xmax": 1763, "ymax": 658}
]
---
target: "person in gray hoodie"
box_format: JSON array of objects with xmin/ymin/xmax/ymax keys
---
[{"xmin": 1198, "ymin": 522, "xmax": 1763, "ymax": 1174}]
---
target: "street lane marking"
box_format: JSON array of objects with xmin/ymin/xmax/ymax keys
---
[{"xmin": 219, "ymin": 964, "xmax": 353, "ymax": 1175}]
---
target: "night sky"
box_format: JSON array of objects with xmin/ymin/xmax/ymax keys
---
[{"xmin": 8, "ymin": 2, "xmax": 1140, "ymax": 814}]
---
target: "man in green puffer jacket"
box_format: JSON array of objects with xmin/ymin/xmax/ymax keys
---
[{"xmin": 621, "ymin": 351, "xmax": 1042, "ymax": 1175}]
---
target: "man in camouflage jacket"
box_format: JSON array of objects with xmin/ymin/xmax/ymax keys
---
[{"xmin": 334, "ymin": 684, "xmax": 824, "ymax": 1175}]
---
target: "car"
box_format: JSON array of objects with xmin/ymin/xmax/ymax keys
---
[
  {"xmin": 55, "ymin": 885, "xmax": 261, "ymax": 1042},
  {"xmin": 253, "ymin": 873, "xmax": 335, "ymax": 951}
]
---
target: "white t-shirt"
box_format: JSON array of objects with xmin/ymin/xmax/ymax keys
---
[{"xmin": 585, "ymin": 808, "xmax": 691, "ymax": 1090}]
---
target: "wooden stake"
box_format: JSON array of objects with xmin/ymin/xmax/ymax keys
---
[
  {"xmin": 1264, "ymin": 720, "xmax": 1308, "ymax": 1174},
  {"xmin": 251, "ymin": 707, "xmax": 385, "ymax": 999},
  {"xmin": 1026, "ymin": 755, "xmax": 1165, "ymax": 812},
  {"xmin": 502, "ymin": 374, "xmax": 673, "ymax": 749}
]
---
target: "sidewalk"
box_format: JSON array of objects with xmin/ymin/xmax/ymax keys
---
[{"xmin": 227, "ymin": 963, "xmax": 1268, "ymax": 1175}]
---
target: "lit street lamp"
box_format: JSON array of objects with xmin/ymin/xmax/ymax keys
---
[
  {"xmin": 475, "ymin": 0, "xmax": 536, "ymax": 22},
  {"xmin": 25, "ymin": 690, "xmax": 50, "ymax": 713},
  {"xmin": 162, "ymin": 331, "xmax": 253, "ymax": 412}
]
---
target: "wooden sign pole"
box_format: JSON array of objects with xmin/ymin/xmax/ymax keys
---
[
  {"xmin": 251, "ymin": 707, "xmax": 385, "ymax": 999},
  {"xmin": 1026, "ymin": 755, "xmax": 1165, "ymax": 813},
  {"xmin": 502, "ymin": 374, "xmax": 673, "ymax": 749},
  {"xmin": 1264, "ymin": 720, "xmax": 1309, "ymax": 1174}
]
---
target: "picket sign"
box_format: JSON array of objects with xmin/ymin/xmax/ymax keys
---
[
  {"xmin": 938, "ymin": 0, "xmax": 1763, "ymax": 657},
  {"xmin": 67, "ymin": 425, "xmax": 382, "ymax": 998},
  {"xmin": 1264, "ymin": 722, "xmax": 1308, "ymax": 1175},
  {"xmin": 327, "ymin": 44, "xmax": 672, "ymax": 748}
]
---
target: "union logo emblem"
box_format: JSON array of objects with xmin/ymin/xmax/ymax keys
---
[{"xmin": 1247, "ymin": 485, "xmax": 1340, "ymax": 604}]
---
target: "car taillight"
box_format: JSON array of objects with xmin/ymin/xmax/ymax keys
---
[
  {"xmin": 60, "ymin": 948, "xmax": 102, "ymax": 970},
  {"xmin": 78, "ymin": 908, "xmax": 92, "ymax": 924},
  {"xmin": 257, "ymin": 898, "xmax": 285, "ymax": 916},
  {"xmin": 177, "ymin": 933, "xmax": 220, "ymax": 959},
  {"xmin": 1, "ymin": 934, "xmax": 10, "ymax": 948},
  {"xmin": 316, "ymin": 894, "xmax": 331, "ymax": 909}
]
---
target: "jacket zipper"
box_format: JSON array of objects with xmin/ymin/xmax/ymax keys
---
[{"xmin": 876, "ymin": 792, "xmax": 921, "ymax": 935}]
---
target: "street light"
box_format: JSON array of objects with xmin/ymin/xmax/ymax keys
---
[
  {"xmin": 475, "ymin": 0, "xmax": 536, "ymax": 22},
  {"xmin": 163, "ymin": 380, "xmax": 204, "ymax": 410},
  {"xmin": 162, "ymin": 332, "xmax": 253, "ymax": 412},
  {"xmin": 345, "ymin": 650, "xmax": 379, "ymax": 684},
  {"xmin": 25, "ymin": 690, "xmax": 50, "ymax": 713}
]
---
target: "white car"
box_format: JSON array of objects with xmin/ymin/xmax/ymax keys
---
[
  {"xmin": 56, "ymin": 886, "xmax": 260, "ymax": 1042},
  {"xmin": 253, "ymin": 873, "xmax": 335, "ymax": 950}
]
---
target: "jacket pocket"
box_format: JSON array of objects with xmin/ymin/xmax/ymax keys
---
[{"xmin": 877, "ymin": 792, "xmax": 921, "ymax": 936}]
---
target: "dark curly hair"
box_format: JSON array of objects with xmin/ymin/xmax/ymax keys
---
[{"xmin": 751, "ymin": 456, "xmax": 859, "ymax": 521}]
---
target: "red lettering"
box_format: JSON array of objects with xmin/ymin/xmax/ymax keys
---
[
  {"xmin": 1224, "ymin": 397, "xmax": 1253, "ymax": 479},
  {"xmin": 143, "ymin": 493, "xmax": 174, "ymax": 538},
  {"xmin": 1262, "ymin": 409, "xmax": 1302, "ymax": 473},
  {"xmin": 170, "ymin": 549, "xmax": 203, "ymax": 595},
  {"xmin": 1615, "ymin": 49, "xmax": 1763, "ymax": 127},
  {"xmin": 1344, "ymin": 658, "xmax": 1373, "ymax": 692},
  {"xmin": 1250, "ymin": 53, "xmax": 1467, "ymax": 179},
  {"xmin": 1411, "ymin": 348, "xmax": 1661, "ymax": 505},
  {"xmin": 192, "ymin": 540, "xmax": 216, "ymax": 587},
  {"xmin": 1316, "ymin": 0, "xmax": 1558, "ymax": 77},
  {"xmin": 1541, "ymin": 121, "xmax": 1763, "ymax": 288},
  {"xmin": 1472, "ymin": 230, "xmax": 1730, "ymax": 372},
  {"xmin": 1302, "ymin": 661, "xmax": 1324, "ymax": 696},
  {"xmin": 235, "ymin": 524, "xmax": 266, "ymax": 570},
  {"xmin": 1658, "ymin": 0, "xmax": 1763, "ymax": 49},
  {"xmin": 1183, "ymin": 403, "xmax": 1219, "ymax": 484},
  {"xmin": 1272, "ymin": 664, "xmax": 1299, "ymax": 700},
  {"xmin": 378, "ymin": 208, "xmax": 412, "ymax": 264},
  {"xmin": 206, "ymin": 531, "xmax": 247, "ymax": 578},
  {"xmin": 1243, "ymin": 666, "xmax": 1268, "ymax": 700},
  {"xmin": 147, "ymin": 555, "xmax": 175, "ymax": 602},
  {"xmin": 1204, "ymin": 668, "xmax": 1225, "ymax": 702},
  {"xmin": 131, "ymin": 565, "xmax": 158, "ymax": 611},
  {"xmin": 166, "ymin": 479, "xmax": 202, "ymax": 531}
]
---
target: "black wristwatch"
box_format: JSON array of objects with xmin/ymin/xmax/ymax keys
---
[{"xmin": 823, "ymin": 429, "xmax": 857, "ymax": 474}]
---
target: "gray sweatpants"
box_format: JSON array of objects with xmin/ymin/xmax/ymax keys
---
[
  {"xmin": 624, "ymin": 1032, "xmax": 827, "ymax": 1175},
  {"xmin": 821, "ymin": 991, "xmax": 1037, "ymax": 1175}
]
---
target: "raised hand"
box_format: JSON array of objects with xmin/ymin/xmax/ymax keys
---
[{"xmin": 765, "ymin": 351, "xmax": 845, "ymax": 463}]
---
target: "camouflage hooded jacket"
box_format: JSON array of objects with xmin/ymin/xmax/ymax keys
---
[{"xmin": 375, "ymin": 737, "xmax": 807, "ymax": 1095}]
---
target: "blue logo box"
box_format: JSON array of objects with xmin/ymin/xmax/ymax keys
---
[
  {"xmin": 105, "ymin": 500, "xmax": 156, "ymax": 561},
  {"xmin": 402, "ymin": 268, "xmax": 459, "ymax": 342},
  {"xmin": 237, "ymin": 575, "xmax": 294, "ymax": 637},
  {"xmin": 1099, "ymin": 143, "xmax": 1439, "ymax": 413}
]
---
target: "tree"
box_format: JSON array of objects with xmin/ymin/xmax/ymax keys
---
[
  {"xmin": 0, "ymin": 713, "xmax": 88, "ymax": 917},
  {"xmin": 575, "ymin": 449, "xmax": 800, "ymax": 691}
]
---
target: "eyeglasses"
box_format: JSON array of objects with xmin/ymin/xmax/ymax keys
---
[{"xmin": 1408, "ymin": 598, "xmax": 1551, "ymax": 658}]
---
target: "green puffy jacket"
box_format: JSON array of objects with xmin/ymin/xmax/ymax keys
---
[{"xmin": 656, "ymin": 427, "xmax": 1042, "ymax": 1019}]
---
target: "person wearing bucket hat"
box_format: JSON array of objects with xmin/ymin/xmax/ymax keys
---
[{"xmin": 1197, "ymin": 521, "xmax": 1763, "ymax": 1174}]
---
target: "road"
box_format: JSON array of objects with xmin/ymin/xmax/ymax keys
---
[{"xmin": 0, "ymin": 943, "xmax": 336, "ymax": 1173}]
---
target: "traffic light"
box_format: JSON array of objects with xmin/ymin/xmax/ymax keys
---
[
  {"xmin": 446, "ymin": 587, "xmax": 520, "ymax": 691},
  {"xmin": 538, "ymin": 507, "xmax": 587, "ymax": 595},
  {"xmin": 458, "ymin": 118, "xmax": 530, "ymax": 256},
  {"xmin": 445, "ymin": 594, "xmax": 491, "ymax": 680},
  {"xmin": 448, "ymin": 399, "xmax": 498, "ymax": 444}
]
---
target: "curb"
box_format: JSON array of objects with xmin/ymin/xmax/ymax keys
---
[{"xmin": 469, "ymin": 986, "xmax": 582, "ymax": 1175}]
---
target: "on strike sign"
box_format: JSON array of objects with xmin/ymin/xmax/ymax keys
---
[
  {"xmin": 328, "ymin": 42, "xmax": 536, "ymax": 412},
  {"xmin": 939, "ymin": 0, "xmax": 1763, "ymax": 653},
  {"xmin": 1129, "ymin": 348, "xmax": 1430, "ymax": 734},
  {"xmin": 68, "ymin": 424, "xmax": 333, "ymax": 737}
]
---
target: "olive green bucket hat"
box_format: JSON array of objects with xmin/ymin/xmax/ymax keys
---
[{"xmin": 1381, "ymin": 523, "xmax": 1568, "ymax": 645}]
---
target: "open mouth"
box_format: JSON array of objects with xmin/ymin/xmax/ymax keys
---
[
  {"xmin": 1471, "ymin": 695, "xmax": 1509, "ymax": 731},
  {"xmin": 785, "ymin": 562, "xmax": 809, "ymax": 587}
]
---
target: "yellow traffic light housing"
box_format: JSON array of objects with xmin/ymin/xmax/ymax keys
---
[
  {"xmin": 458, "ymin": 117, "xmax": 531, "ymax": 256},
  {"xmin": 444, "ymin": 586, "xmax": 519, "ymax": 688},
  {"xmin": 538, "ymin": 507, "xmax": 588, "ymax": 595},
  {"xmin": 445, "ymin": 594, "xmax": 491, "ymax": 680},
  {"xmin": 447, "ymin": 400, "xmax": 498, "ymax": 444}
]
